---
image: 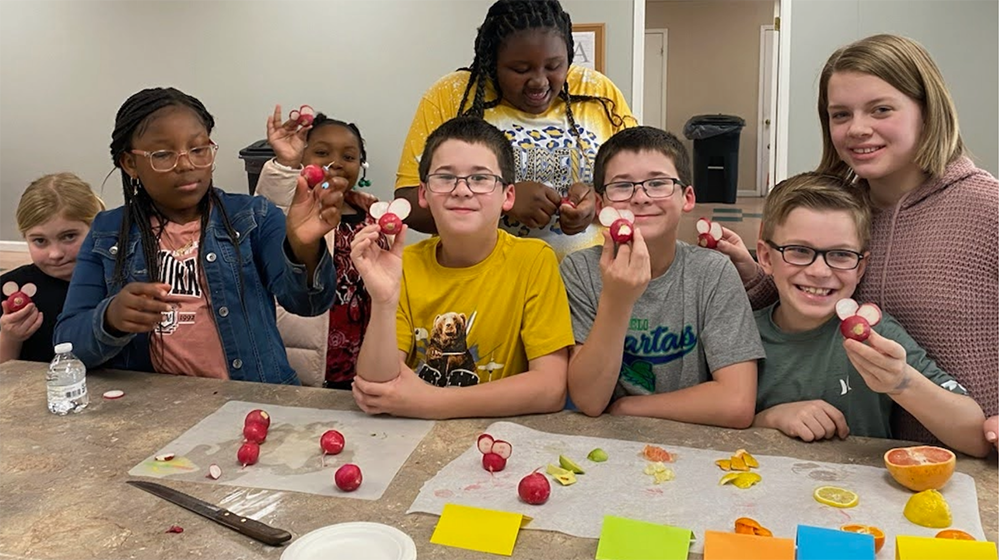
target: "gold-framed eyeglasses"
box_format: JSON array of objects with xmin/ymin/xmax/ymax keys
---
[{"xmin": 130, "ymin": 142, "xmax": 219, "ymax": 172}]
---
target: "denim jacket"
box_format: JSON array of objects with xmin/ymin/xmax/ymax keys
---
[{"xmin": 55, "ymin": 189, "xmax": 336, "ymax": 384}]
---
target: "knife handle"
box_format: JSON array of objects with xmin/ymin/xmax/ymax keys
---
[{"xmin": 213, "ymin": 509, "xmax": 292, "ymax": 546}]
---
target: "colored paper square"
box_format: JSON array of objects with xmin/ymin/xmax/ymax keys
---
[
  {"xmin": 704, "ymin": 530, "xmax": 795, "ymax": 560},
  {"xmin": 595, "ymin": 515, "xmax": 691, "ymax": 560},
  {"xmin": 896, "ymin": 535, "xmax": 998, "ymax": 560},
  {"xmin": 797, "ymin": 524, "xmax": 875, "ymax": 560},
  {"xmin": 430, "ymin": 503, "xmax": 528, "ymax": 556}
]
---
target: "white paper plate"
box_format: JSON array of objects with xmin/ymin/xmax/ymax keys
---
[{"xmin": 281, "ymin": 522, "xmax": 417, "ymax": 560}]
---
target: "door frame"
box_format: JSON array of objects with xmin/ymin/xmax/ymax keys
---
[
  {"xmin": 644, "ymin": 28, "xmax": 668, "ymax": 130},
  {"xmin": 754, "ymin": 24, "xmax": 777, "ymax": 196}
]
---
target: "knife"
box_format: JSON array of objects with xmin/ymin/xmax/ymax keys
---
[{"xmin": 127, "ymin": 480, "xmax": 292, "ymax": 546}]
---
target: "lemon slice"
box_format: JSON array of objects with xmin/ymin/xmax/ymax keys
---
[{"xmin": 814, "ymin": 486, "xmax": 859, "ymax": 508}]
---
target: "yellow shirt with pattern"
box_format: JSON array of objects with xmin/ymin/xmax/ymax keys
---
[{"xmin": 396, "ymin": 230, "xmax": 575, "ymax": 387}]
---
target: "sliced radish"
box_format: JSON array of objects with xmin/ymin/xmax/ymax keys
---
[
  {"xmin": 154, "ymin": 453, "xmax": 175, "ymax": 462},
  {"xmin": 21, "ymin": 283, "xmax": 37, "ymax": 298},
  {"xmin": 299, "ymin": 104, "xmax": 315, "ymax": 116},
  {"xmin": 856, "ymin": 303, "xmax": 882, "ymax": 326},
  {"xmin": 289, "ymin": 109, "xmax": 300, "ymax": 121},
  {"xmin": 477, "ymin": 433, "xmax": 495, "ymax": 455},
  {"xmin": 102, "ymin": 390, "xmax": 125, "ymax": 400},
  {"xmin": 371, "ymin": 199, "xmax": 411, "ymax": 235},
  {"xmin": 491, "ymin": 440, "xmax": 512, "ymax": 459},
  {"xmin": 600, "ymin": 208, "xmax": 635, "ymax": 244},
  {"xmin": 696, "ymin": 218, "xmax": 722, "ymax": 248},
  {"xmin": 709, "ymin": 221, "xmax": 723, "ymax": 240},
  {"xmin": 387, "ymin": 198, "xmax": 411, "ymax": 220},
  {"xmin": 206, "ymin": 464, "xmax": 222, "ymax": 480},
  {"xmin": 2, "ymin": 282, "xmax": 17, "ymax": 297},
  {"xmin": 835, "ymin": 298, "xmax": 859, "ymax": 321},
  {"xmin": 598, "ymin": 207, "xmax": 620, "ymax": 227},
  {"xmin": 696, "ymin": 217, "xmax": 711, "ymax": 234}
]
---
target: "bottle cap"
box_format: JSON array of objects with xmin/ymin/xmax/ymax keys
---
[{"xmin": 54, "ymin": 342, "xmax": 73, "ymax": 354}]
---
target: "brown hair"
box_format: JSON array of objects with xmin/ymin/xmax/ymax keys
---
[
  {"xmin": 16, "ymin": 173, "xmax": 105, "ymax": 236},
  {"xmin": 762, "ymin": 173, "xmax": 872, "ymax": 250},
  {"xmin": 817, "ymin": 34, "xmax": 964, "ymax": 181},
  {"xmin": 593, "ymin": 126, "xmax": 692, "ymax": 190}
]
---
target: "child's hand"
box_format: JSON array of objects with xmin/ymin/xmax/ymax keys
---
[
  {"xmin": 754, "ymin": 401, "xmax": 850, "ymax": 442},
  {"xmin": 598, "ymin": 228, "xmax": 650, "ymax": 307},
  {"xmin": 350, "ymin": 223, "xmax": 406, "ymax": 305},
  {"xmin": 352, "ymin": 369, "xmax": 438, "ymax": 418},
  {"xmin": 984, "ymin": 416, "xmax": 999, "ymax": 448},
  {"xmin": 558, "ymin": 182, "xmax": 596, "ymax": 235},
  {"xmin": 714, "ymin": 226, "xmax": 759, "ymax": 283},
  {"xmin": 104, "ymin": 282, "xmax": 173, "ymax": 334},
  {"xmin": 0, "ymin": 300, "xmax": 43, "ymax": 341},
  {"xmin": 286, "ymin": 175, "xmax": 346, "ymax": 251},
  {"xmin": 345, "ymin": 190, "xmax": 379, "ymax": 213},
  {"xmin": 508, "ymin": 181, "xmax": 561, "ymax": 229},
  {"xmin": 266, "ymin": 104, "xmax": 309, "ymax": 168},
  {"xmin": 843, "ymin": 331, "xmax": 912, "ymax": 395}
]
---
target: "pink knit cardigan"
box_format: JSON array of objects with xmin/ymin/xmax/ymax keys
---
[{"xmin": 747, "ymin": 156, "xmax": 998, "ymax": 445}]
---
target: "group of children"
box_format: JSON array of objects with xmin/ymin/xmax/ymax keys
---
[{"xmin": 0, "ymin": 1, "xmax": 995, "ymax": 459}]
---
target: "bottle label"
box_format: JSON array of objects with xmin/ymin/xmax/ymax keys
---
[{"xmin": 59, "ymin": 380, "xmax": 87, "ymax": 399}]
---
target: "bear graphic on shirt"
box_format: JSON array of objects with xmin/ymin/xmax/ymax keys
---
[{"xmin": 416, "ymin": 312, "xmax": 480, "ymax": 387}]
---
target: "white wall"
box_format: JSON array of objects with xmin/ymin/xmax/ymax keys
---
[
  {"xmin": 0, "ymin": 0, "xmax": 634, "ymax": 242},
  {"xmin": 787, "ymin": 0, "xmax": 998, "ymax": 177}
]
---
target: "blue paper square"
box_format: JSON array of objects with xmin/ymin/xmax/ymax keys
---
[{"xmin": 796, "ymin": 525, "xmax": 875, "ymax": 560}]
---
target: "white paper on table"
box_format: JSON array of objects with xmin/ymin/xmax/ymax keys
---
[
  {"xmin": 408, "ymin": 421, "xmax": 984, "ymax": 558},
  {"xmin": 128, "ymin": 400, "xmax": 434, "ymax": 501}
]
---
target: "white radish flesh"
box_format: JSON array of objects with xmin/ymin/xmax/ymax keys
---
[
  {"xmin": 102, "ymin": 390, "xmax": 125, "ymax": 400},
  {"xmin": 154, "ymin": 453, "xmax": 175, "ymax": 462},
  {"xmin": 491, "ymin": 439, "xmax": 512, "ymax": 459},
  {"xmin": 477, "ymin": 433, "xmax": 495, "ymax": 455},
  {"xmin": 856, "ymin": 303, "xmax": 882, "ymax": 326},
  {"xmin": 206, "ymin": 464, "xmax": 222, "ymax": 479},
  {"xmin": 835, "ymin": 298, "xmax": 859, "ymax": 321}
]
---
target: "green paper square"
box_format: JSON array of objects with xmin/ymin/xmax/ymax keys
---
[{"xmin": 595, "ymin": 515, "xmax": 692, "ymax": 560}]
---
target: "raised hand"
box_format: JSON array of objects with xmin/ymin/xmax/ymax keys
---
[
  {"xmin": 286, "ymin": 175, "xmax": 347, "ymax": 254},
  {"xmin": 104, "ymin": 282, "xmax": 174, "ymax": 334},
  {"xmin": 754, "ymin": 400, "xmax": 850, "ymax": 442},
  {"xmin": 507, "ymin": 181, "xmax": 562, "ymax": 229},
  {"xmin": 843, "ymin": 331, "xmax": 912, "ymax": 395},
  {"xmin": 266, "ymin": 104, "xmax": 310, "ymax": 168},
  {"xmin": 715, "ymin": 225, "xmax": 759, "ymax": 283},
  {"xmin": 350, "ymin": 223, "xmax": 407, "ymax": 305},
  {"xmin": 559, "ymin": 182, "xmax": 596, "ymax": 235},
  {"xmin": 0, "ymin": 300, "xmax": 43, "ymax": 341}
]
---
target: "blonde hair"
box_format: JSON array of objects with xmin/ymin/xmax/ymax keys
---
[
  {"xmin": 16, "ymin": 173, "xmax": 105, "ymax": 236},
  {"xmin": 817, "ymin": 34, "xmax": 964, "ymax": 180},
  {"xmin": 762, "ymin": 173, "xmax": 872, "ymax": 251}
]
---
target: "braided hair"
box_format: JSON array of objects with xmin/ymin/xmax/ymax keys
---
[
  {"xmin": 108, "ymin": 87, "xmax": 243, "ymax": 297},
  {"xmin": 307, "ymin": 114, "xmax": 367, "ymax": 165},
  {"xmin": 458, "ymin": 0, "xmax": 628, "ymax": 148}
]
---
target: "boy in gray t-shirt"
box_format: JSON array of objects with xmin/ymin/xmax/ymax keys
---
[
  {"xmin": 751, "ymin": 173, "xmax": 988, "ymax": 457},
  {"xmin": 560, "ymin": 127, "xmax": 764, "ymax": 427}
]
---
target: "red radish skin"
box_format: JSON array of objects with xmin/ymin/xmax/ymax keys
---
[
  {"xmin": 610, "ymin": 219, "xmax": 633, "ymax": 244},
  {"xmin": 518, "ymin": 471, "xmax": 551, "ymax": 505},
  {"xmin": 244, "ymin": 410, "xmax": 270, "ymax": 430},
  {"xmin": 490, "ymin": 440, "xmax": 512, "ymax": 460},
  {"xmin": 840, "ymin": 315, "xmax": 872, "ymax": 342},
  {"xmin": 301, "ymin": 165, "xmax": 325, "ymax": 188},
  {"xmin": 243, "ymin": 422, "xmax": 267, "ymax": 444},
  {"xmin": 378, "ymin": 213, "xmax": 403, "ymax": 235},
  {"xmin": 561, "ymin": 197, "xmax": 577, "ymax": 209},
  {"xmin": 335, "ymin": 464, "xmax": 363, "ymax": 492},
  {"xmin": 5, "ymin": 292, "xmax": 31, "ymax": 313},
  {"xmin": 166, "ymin": 525, "xmax": 184, "ymax": 534},
  {"xmin": 298, "ymin": 113, "xmax": 315, "ymax": 127},
  {"xmin": 697, "ymin": 233, "xmax": 718, "ymax": 249},
  {"xmin": 477, "ymin": 434, "xmax": 495, "ymax": 455},
  {"xmin": 482, "ymin": 452, "xmax": 507, "ymax": 473},
  {"xmin": 320, "ymin": 430, "xmax": 345, "ymax": 455},
  {"xmin": 154, "ymin": 453, "xmax": 175, "ymax": 462},
  {"xmin": 238, "ymin": 442, "xmax": 260, "ymax": 467}
]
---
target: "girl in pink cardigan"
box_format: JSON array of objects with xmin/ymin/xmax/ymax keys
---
[{"xmin": 719, "ymin": 34, "xmax": 998, "ymax": 449}]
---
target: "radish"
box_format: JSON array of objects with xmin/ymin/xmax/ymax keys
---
[
  {"xmin": 206, "ymin": 464, "xmax": 222, "ymax": 480},
  {"xmin": 695, "ymin": 218, "xmax": 723, "ymax": 249},
  {"xmin": 3, "ymin": 281, "xmax": 36, "ymax": 313},
  {"xmin": 836, "ymin": 298, "xmax": 881, "ymax": 342},
  {"xmin": 301, "ymin": 164, "xmax": 325, "ymax": 188},
  {"xmin": 561, "ymin": 196, "xmax": 577, "ymax": 209},
  {"xmin": 237, "ymin": 442, "xmax": 260, "ymax": 467},
  {"xmin": 599, "ymin": 207, "xmax": 635, "ymax": 244},
  {"xmin": 857, "ymin": 303, "xmax": 882, "ymax": 325},
  {"xmin": 335, "ymin": 463, "xmax": 363, "ymax": 492},
  {"xmin": 482, "ymin": 452, "xmax": 507, "ymax": 472},
  {"xmin": 244, "ymin": 409, "xmax": 270, "ymax": 430},
  {"xmin": 518, "ymin": 469, "xmax": 551, "ymax": 505},
  {"xmin": 491, "ymin": 440, "xmax": 512, "ymax": 459},
  {"xmin": 477, "ymin": 434, "xmax": 495, "ymax": 454},
  {"xmin": 836, "ymin": 298, "xmax": 860, "ymax": 321},
  {"xmin": 102, "ymin": 390, "xmax": 125, "ymax": 400},
  {"xmin": 320, "ymin": 430, "xmax": 345, "ymax": 465},
  {"xmin": 297, "ymin": 104, "xmax": 315, "ymax": 126},
  {"xmin": 243, "ymin": 422, "xmax": 267, "ymax": 444},
  {"xmin": 369, "ymin": 199, "xmax": 411, "ymax": 235},
  {"xmin": 165, "ymin": 525, "xmax": 184, "ymax": 534},
  {"xmin": 154, "ymin": 453, "xmax": 175, "ymax": 462},
  {"xmin": 840, "ymin": 315, "xmax": 872, "ymax": 342}
]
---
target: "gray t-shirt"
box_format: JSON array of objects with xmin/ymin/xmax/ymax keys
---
[
  {"xmin": 755, "ymin": 303, "xmax": 968, "ymax": 439},
  {"xmin": 560, "ymin": 241, "xmax": 765, "ymax": 399}
]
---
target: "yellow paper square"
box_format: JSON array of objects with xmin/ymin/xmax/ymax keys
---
[
  {"xmin": 896, "ymin": 535, "xmax": 998, "ymax": 560},
  {"xmin": 430, "ymin": 503, "xmax": 527, "ymax": 556}
]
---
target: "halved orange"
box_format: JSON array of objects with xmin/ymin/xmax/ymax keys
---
[
  {"xmin": 841, "ymin": 524, "xmax": 885, "ymax": 553},
  {"xmin": 884, "ymin": 446, "xmax": 955, "ymax": 491},
  {"xmin": 936, "ymin": 529, "xmax": 975, "ymax": 540},
  {"xmin": 735, "ymin": 517, "xmax": 773, "ymax": 537}
]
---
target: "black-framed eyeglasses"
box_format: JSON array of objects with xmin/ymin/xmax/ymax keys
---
[
  {"xmin": 765, "ymin": 240, "xmax": 865, "ymax": 270},
  {"xmin": 130, "ymin": 142, "xmax": 219, "ymax": 172},
  {"xmin": 425, "ymin": 173, "xmax": 503, "ymax": 194},
  {"xmin": 602, "ymin": 177, "xmax": 683, "ymax": 202}
]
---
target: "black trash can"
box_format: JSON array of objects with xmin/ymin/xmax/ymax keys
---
[
  {"xmin": 238, "ymin": 139, "xmax": 276, "ymax": 195},
  {"xmin": 683, "ymin": 114, "xmax": 745, "ymax": 204}
]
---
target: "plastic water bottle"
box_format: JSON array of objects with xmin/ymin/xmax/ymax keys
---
[{"xmin": 47, "ymin": 342, "xmax": 89, "ymax": 415}]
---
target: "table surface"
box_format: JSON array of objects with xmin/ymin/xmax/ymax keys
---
[{"xmin": 1, "ymin": 360, "xmax": 996, "ymax": 559}]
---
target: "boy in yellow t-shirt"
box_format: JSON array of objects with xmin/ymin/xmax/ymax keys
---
[{"xmin": 351, "ymin": 117, "xmax": 575, "ymax": 419}]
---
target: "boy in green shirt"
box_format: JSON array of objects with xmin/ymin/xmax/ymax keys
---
[{"xmin": 752, "ymin": 173, "xmax": 988, "ymax": 457}]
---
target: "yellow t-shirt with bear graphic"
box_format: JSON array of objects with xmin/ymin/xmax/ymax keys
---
[
  {"xmin": 395, "ymin": 65, "xmax": 636, "ymax": 260},
  {"xmin": 396, "ymin": 230, "xmax": 575, "ymax": 387}
]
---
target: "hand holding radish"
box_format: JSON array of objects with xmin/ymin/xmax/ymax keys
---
[
  {"xmin": 713, "ymin": 226, "xmax": 758, "ymax": 283},
  {"xmin": 843, "ymin": 330, "xmax": 912, "ymax": 395},
  {"xmin": 104, "ymin": 282, "xmax": 175, "ymax": 334},
  {"xmin": 754, "ymin": 400, "xmax": 850, "ymax": 442},
  {"xmin": 558, "ymin": 182, "xmax": 596, "ymax": 235},
  {"xmin": 285, "ymin": 174, "xmax": 346, "ymax": 261},
  {"xmin": 598, "ymin": 228, "xmax": 650, "ymax": 308},
  {"xmin": 351, "ymin": 368, "xmax": 439, "ymax": 418},
  {"xmin": 508, "ymin": 181, "xmax": 561, "ymax": 229},
  {"xmin": 350, "ymin": 223, "xmax": 407, "ymax": 305},
  {"xmin": 0, "ymin": 299, "xmax": 43, "ymax": 341},
  {"xmin": 266, "ymin": 104, "xmax": 310, "ymax": 168}
]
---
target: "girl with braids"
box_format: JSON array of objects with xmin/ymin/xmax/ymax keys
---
[
  {"xmin": 256, "ymin": 105, "xmax": 387, "ymax": 388},
  {"xmin": 1, "ymin": 173, "xmax": 104, "ymax": 364},
  {"xmin": 55, "ymin": 87, "xmax": 342, "ymax": 384},
  {"xmin": 395, "ymin": 0, "xmax": 636, "ymax": 259}
]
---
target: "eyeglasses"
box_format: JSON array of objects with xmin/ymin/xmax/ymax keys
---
[
  {"xmin": 425, "ymin": 173, "xmax": 503, "ymax": 194},
  {"xmin": 602, "ymin": 177, "xmax": 683, "ymax": 202},
  {"xmin": 130, "ymin": 142, "xmax": 219, "ymax": 172},
  {"xmin": 764, "ymin": 240, "xmax": 865, "ymax": 270}
]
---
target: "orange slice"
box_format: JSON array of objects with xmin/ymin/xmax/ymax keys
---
[
  {"xmin": 935, "ymin": 529, "xmax": 975, "ymax": 540},
  {"xmin": 720, "ymin": 472, "xmax": 762, "ymax": 489},
  {"xmin": 715, "ymin": 459, "xmax": 732, "ymax": 471},
  {"xmin": 735, "ymin": 449, "xmax": 759, "ymax": 469},
  {"xmin": 841, "ymin": 524, "xmax": 885, "ymax": 553},
  {"xmin": 642, "ymin": 445, "xmax": 674, "ymax": 463},
  {"xmin": 735, "ymin": 517, "xmax": 773, "ymax": 537}
]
